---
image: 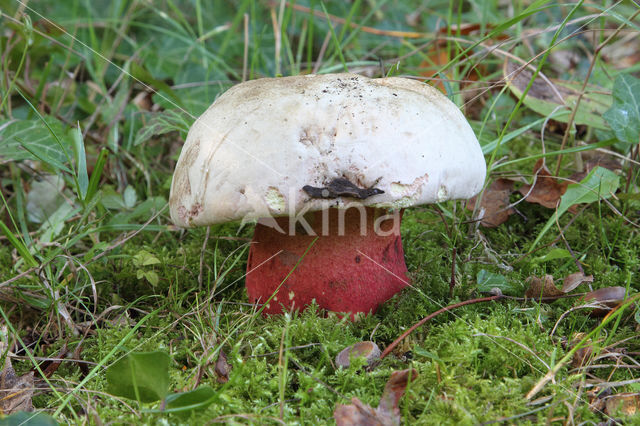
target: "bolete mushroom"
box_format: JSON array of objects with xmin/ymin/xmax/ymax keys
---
[{"xmin": 170, "ymin": 73, "xmax": 485, "ymax": 316}]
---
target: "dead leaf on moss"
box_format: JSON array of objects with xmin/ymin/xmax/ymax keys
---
[
  {"xmin": 467, "ymin": 178, "xmax": 515, "ymax": 227},
  {"xmin": 562, "ymin": 272, "xmax": 594, "ymax": 293},
  {"xmin": 583, "ymin": 286, "xmax": 627, "ymax": 316},
  {"xmin": 525, "ymin": 275, "xmax": 564, "ymax": 299},
  {"xmin": 605, "ymin": 393, "xmax": 639, "ymax": 417},
  {"xmin": 334, "ymin": 369, "xmax": 417, "ymax": 426},
  {"xmin": 214, "ymin": 350, "xmax": 231, "ymax": 384},
  {"xmin": 503, "ymin": 59, "xmax": 611, "ymax": 129},
  {"xmin": 0, "ymin": 354, "xmax": 34, "ymax": 414},
  {"xmin": 569, "ymin": 153, "xmax": 623, "ymax": 183},
  {"xmin": 569, "ymin": 333, "xmax": 593, "ymax": 369},
  {"xmin": 519, "ymin": 160, "xmax": 568, "ymax": 209},
  {"xmin": 419, "ymin": 24, "xmax": 493, "ymax": 94}
]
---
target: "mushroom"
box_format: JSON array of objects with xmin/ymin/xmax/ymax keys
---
[{"xmin": 169, "ymin": 73, "xmax": 485, "ymax": 316}]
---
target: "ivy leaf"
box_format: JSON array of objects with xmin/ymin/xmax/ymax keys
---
[{"xmin": 603, "ymin": 74, "xmax": 640, "ymax": 146}]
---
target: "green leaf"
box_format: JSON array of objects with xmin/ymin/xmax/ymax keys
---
[
  {"xmin": 0, "ymin": 411, "xmax": 59, "ymax": 426},
  {"xmin": 106, "ymin": 351, "xmax": 170, "ymax": 403},
  {"xmin": 133, "ymin": 250, "xmax": 161, "ymax": 267},
  {"xmin": 108, "ymin": 196, "xmax": 166, "ymax": 226},
  {"xmin": 85, "ymin": 148, "xmax": 108, "ymax": 203},
  {"xmin": 0, "ymin": 118, "xmax": 72, "ymax": 166},
  {"xmin": 413, "ymin": 347, "xmax": 443, "ymax": 364},
  {"xmin": 603, "ymin": 74, "xmax": 640, "ymax": 146},
  {"xmin": 26, "ymin": 175, "xmax": 65, "ymax": 223},
  {"xmin": 477, "ymin": 270, "xmax": 517, "ymax": 294},
  {"xmin": 533, "ymin": 248, "xmax": 571, "ymax": 264},
  {"xmin": 133, "ymin": 110, "xmax": 191, "ymax": 147},
  {"xmin": 530, "ymin": 166, "xmax": 619, "ymax": 251},
  {"xmin": 162, "ymin": 386, "xmax": 218, "ymax": 415},
  {"xmin": 71, "ymin": 124, "xmax": 89, "ymax": 200},
  {"xmin": 38, "ymin": 202, "xmax": 77, "ymax": 244},
  {"xmin": 0, "ymin": 220, "xmax": 38, "ymax": 269},
  {"xmin": 143, "ymin": 271, "xmax": 159, "ymax": 287}
]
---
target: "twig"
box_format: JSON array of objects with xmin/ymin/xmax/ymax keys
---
[{"xmin": 380, "ymin": 295, "xmax": 502, "ymax": 359}]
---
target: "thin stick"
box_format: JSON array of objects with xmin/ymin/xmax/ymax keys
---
[{"xmin": 380, "ymin": 295, "xmax": 502, "ymax": 359}]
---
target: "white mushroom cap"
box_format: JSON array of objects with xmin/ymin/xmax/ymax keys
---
[{"xmin": 169, "ymin": 73, "xmax": 486, "ymax": 227}]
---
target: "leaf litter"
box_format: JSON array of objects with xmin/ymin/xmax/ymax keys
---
[
  {"xmin": 334, "ymin": 369, "xmax": 417, "ymax": 426},
  {"xmin": 0, "ymin": 343, "xmax": 34, "ymax": 415}
]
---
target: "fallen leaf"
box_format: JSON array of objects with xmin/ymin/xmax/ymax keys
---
[
  {"xmin": 334, "ymin": 369, "xmax": 418, "ymax": 426},
  {"xmin": 376, "ymin": 369, "xmax": 418, "ymax": 419},
  {"xmin": 562, "ymin": 272, "xmax": 594, "ymax": 293},
  {"xmin": 503, "ymin": 59, "xmax": 612, "ymax": 129},
  {"xmin": 519, "ymin": 160, "xmax": 568, "ymax": 209},
  {"xmin": 334, "ymin": 398, "xmax": 381, "ymax": 426},
  {"xmin": 567, "ymin": 153, "xmax": 622, "ymax": 190},
  {"xmin": 467, "ymin": 179, "xmax": 515, "ymax": 227},
  {"xmin": 525, "ymin": 275, "xmax": 564, "ymax": 299},
  {"xmin": 582, "ymin": 286, "xmax": 627, "ymax": 316},
  {"xmin": 529, "ymin": 166, "xmax": 620, "ymax": 251},
  {"xmin": 0, "ymin": 355, "xmax": 34, "ymax": 414},
  {"xmin": 419, "ymin": 24, "xmax": 491, "ymax": 94},
  {"xmin": 214, "ymin": 350, "xmax": 231, "ymax": 384},
  {"xmin": 605, "ymin": 393, "xmax": 640, "ymax": 417},
  {"xmin": 40, "ymin": 342, "xmax": 68, "ymax": 379},
  {"xmin": 583, "ymin": 153, "xmax": 623, "ymax": 174},
  {"xmin": 335, "ymin": 341, "xmax": 381, "ymax": 369},
  {"xmin": 569, "ymin": 333, "xmax": 593, "ymax": 369}
]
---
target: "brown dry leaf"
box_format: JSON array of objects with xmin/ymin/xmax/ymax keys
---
[
  {"xmin": 569, "ymin": 333, "xmax": 593, "ymax": 369},
  {"xmin": 525, "ymin": 275, "xmax": 564, "ymax": 299},
  {"xmin": 503, "ymin": 59, "xmax": 611, "ymax": 129},
  {"xmin": 568, "ymin": 153, "xmax": 623, "ymax": 183},
  {"xmin": 587, "ymin": 387, "xmax": 608, "ymax": 413},
  {"xmin": 561, "ymin": 272, "xmax": 594, "ymax": 293},
  {"xmin": 605, "ymin": 393, "xmax": 640, "ymax": 417},
  {"xmin": 132, "ymin": 91, "xmax": 152, "ymax": 111},
  {"xmin": 519, "ymin": 160, "xmax": 568, "ymax": 209},
  {"xmin": 582, "ymin": 286, "xmax": 627, "ymax": 317},
  {"xmin": 214, "ymin": 350, "xmax": 231, "ymax": 384},
  {"xmin": 467, "ymin": 178, "xmax": 515, "ymax": 227},
  {"xmin": 0, "ymin": 355, "xmax": 34, "ymax": 414},
  {"xmin": 376, "ymin": 369, "xmax": 418, "ymax": 419},
  {"xmin": 334, "ymin": 369, "xmax": 418, "ymax": 426},
  {"xmin": 419, "ymin": 24, "xmax": 491, "ymax": 94},
  {"xmin": 334, "ymin": 398, "xmax": 382, "ymax": 426}
]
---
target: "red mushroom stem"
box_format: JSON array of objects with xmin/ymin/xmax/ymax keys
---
[{"xmin": 246, "ymin": 206, "xmax": 409, "ymax": 316}]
